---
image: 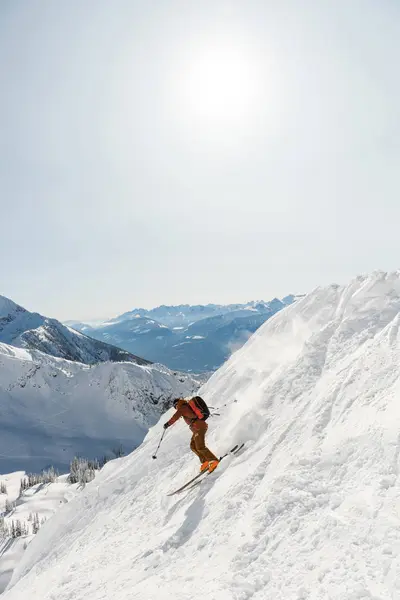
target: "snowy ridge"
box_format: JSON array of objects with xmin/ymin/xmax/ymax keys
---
[
  {"xmin": 5, "ymin": 271, "xmax": 400, "ymax": 599},
  {"xmin": 0, "ymin": 342, "xmax": 32, "ymax": 362},
  {"xmin": 0, "ymin": 298, "xmax": 21, "ymax": 319},
  {"xmin": 109, "ymin": 298, "xmax": 298, "ymax": 328},
  {"xmin": 0, "ymin": 342, "xmax": 202, "ymax": 473},
  {"xmin": 0, "ymin": 295, "xmax": 149, "ymax": 366}
]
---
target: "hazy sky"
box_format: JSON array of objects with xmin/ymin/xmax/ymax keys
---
[{"xmin": 1, "ymin": 1, "xmax": 400, "ymax": 320}]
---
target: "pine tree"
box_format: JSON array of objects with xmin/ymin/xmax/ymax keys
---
[
  {"xmin": 43, "ymin": 466, "xmax": 58, "ymax": 483},
  {"xmin": 0, "ymin": 516, "xmax": 6, "ymax": 538},
  {"xmin": 32, "ymin": 513, "xmax": 40, "ymax": 534},
  {"xmin": 0, "ymin": 516, "xmax": 9, "ymax": 538},
  {"xmin": 68, "ymin": 457, "xmax": 96, "ymax": 486},
  {"xmin": 68, "ymin": 457, "xmax": 80, "ymax": 484},
  {"xmin": 112, "ymin": 445, "xmax": 124, "ymax": 458},
  {"xmin": 0, "ymin": 481, "xmax": 7, "ymax": 494},
  {"xmin": 99, "ymin": 455, "xmax": 109, "ymax": 468},
  {"xmin": 15, "ymin": 520, "xmax": 22, "ymax": 538}
]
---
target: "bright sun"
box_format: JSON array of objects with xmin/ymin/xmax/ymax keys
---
[{"xmin": 173, "ymin": 37, "xmax": 262, "ymax": 128}]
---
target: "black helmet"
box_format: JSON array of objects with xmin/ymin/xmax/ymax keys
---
[{"xmin": 173, "ymin": 398, "xmax": 180, "ymax": 408}]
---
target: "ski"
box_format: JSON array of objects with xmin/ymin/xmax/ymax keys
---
[
  {"xmin": 232, "ymin": 442, "xmax": 245, "ymax": 456},
  {"xmin": 167, "ymin": 444, "xmax": 240, "ymax": 496}
]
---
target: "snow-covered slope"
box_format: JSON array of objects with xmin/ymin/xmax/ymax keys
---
[
  {"xmin": 0, "ymin": 342, "xmax": 201, "ymax": 473},
  {"xmin": 5, "ymin": 271, "xmax": 400, "ymax": 599},
  {"xmin": 0, "ymin": 296, "xmax": 148, "ymax": 365},
  {"xmin": 0, "ymin": 471, "xmax": 79, "ymax": 593}
]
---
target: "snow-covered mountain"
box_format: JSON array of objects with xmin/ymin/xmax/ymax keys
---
[
  {"xmin": 69, "ymin": 296, "xmax": 300, "ymax": 372},
  {"xmin": 0, "ymin": 341, "xmax": 202, "ymax": 473},
  {"xmin": 5, "ymin": 271, "xmax": 400, "ymax": 599},
  {"xmin": 0, "ymin": 296, "xmax": 148, "ymax": 366}
]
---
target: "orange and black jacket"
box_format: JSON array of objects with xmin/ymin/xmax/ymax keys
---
[{"xmin": 167, "ymin": 399, "xmax": 204, "ymax": 431}]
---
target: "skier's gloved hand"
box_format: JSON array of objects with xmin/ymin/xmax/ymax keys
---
[{"xmin": 163, "ymin": 422, "xmax": 170, "ymax": 430}]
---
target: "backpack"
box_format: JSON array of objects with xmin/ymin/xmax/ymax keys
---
[{"xmin": 188, "ymin": 396, "xmax": 210, "ymax": 421}]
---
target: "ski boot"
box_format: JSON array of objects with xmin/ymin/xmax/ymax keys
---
[{"xmin": 208, "ymin": 460, "xmax": 219, "ymax": 473}]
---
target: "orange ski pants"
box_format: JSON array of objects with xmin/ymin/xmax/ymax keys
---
[{"xmin": 190, "ymin": 421, "xmax": 218, "ymax": 463}]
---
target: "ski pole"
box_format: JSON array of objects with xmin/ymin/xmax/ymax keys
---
[
  {"xmin": 152, "ymin": 429, "xmax": 166, "ymax": 460},
  {"xmin": 209, "ymin": 399, "xmax": 238, "ymax": 413}
]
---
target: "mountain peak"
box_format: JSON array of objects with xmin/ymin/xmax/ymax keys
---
[
  {"xmin": 0, "ymin": 295, "xmax": 24, "ymax": 318},
  {"xmin": 0, "ymin": 295, "xmax": 150, "ymax": 366}
]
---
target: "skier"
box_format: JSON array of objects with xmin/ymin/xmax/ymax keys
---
[{"xmin": 164, "ymin": 398, "xmax": 220, "ymax": 473}]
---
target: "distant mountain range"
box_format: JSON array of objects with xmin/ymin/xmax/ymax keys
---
[
  {"xmin": 0, "ymin": 295, "xmax": 148, "ymax": 366},
  {"xmin": 67, "ymin": 296, "xmax": 302, "ymax": 372}
]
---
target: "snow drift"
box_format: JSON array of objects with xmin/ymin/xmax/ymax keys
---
[{"xmin": 5, "ymin": 271, "xmax": 400, "ymax": 599}]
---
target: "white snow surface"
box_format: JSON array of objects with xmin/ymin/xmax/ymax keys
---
[
  {"xmin": 0, "ymin": 472, "xmax": 79, "ymax": 593},
  {"xmin": 5, "ymin": 271, "xmax": 400, "ymax": 599},
  {"xmin": 0, "ymin": 343, "xmax": 201, "ymax": 473}
]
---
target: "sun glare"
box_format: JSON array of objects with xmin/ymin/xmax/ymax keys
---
[{"xmin": 173, "ymin": 37, "xmax": 263, "ymax": 128}]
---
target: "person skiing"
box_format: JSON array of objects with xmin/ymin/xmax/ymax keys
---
[{"xmin": 164, "ymin": 397, "xmax": 219, "ymax": 473}]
